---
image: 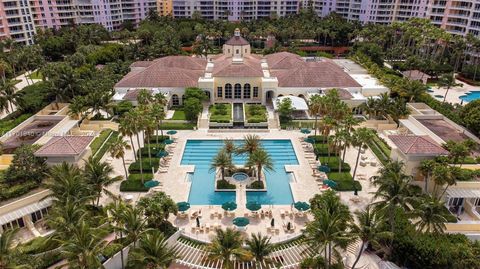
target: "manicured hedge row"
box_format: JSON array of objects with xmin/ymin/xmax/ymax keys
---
[
  {"xmin": 159, "ymin": 122, "xmax": 196, "ymax": 130},
  {"xmin": 319, "ymin": 156, "xmax": 351, "ymax": 172},
  {"xmin": 128, "ymin": 158, "xmax": 160, "ymax": 173},
  {"xmin": 137, "ymin": 144, "xmax": 166, "ymax": 157},
  {"xmin": 127, "ymin": 173, "xmax": 154, "ymax": 181},
  {"xmin": 120, "ymin": 179, "xmax": 149, "ymax": 192},
  {"xmin": 217, "ymin": 179, "xmax": 236, "ymax": 189},
  {"xmin": 328, "ymin": 172, "xmax": 362, "ymax": 191},
  {"xmin": 148, "ymin": 136, "xmax": 170, "ymax": 144}
]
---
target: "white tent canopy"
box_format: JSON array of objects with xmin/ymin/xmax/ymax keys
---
[{"xmin": 273, "ymin": 96, "xmax": 309, "ymax": 111}]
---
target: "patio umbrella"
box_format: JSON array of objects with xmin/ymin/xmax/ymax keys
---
[
  {"xmin": 270, "ymin": 218, "xmax": 275, "ymax": 227},
  {"xmin": 300, "ymin": 128, "xmax": 311, "ymax": 134},
  {"xmin": 303, "ymin": 137, "xmax": 315, "ymax": 144},
  {"xmin": 177, "ymin": 202, "xmax": 190, "ymax": 212},
  {"xmin": 317, "ymin": 165, "xmax": 331, "ymax": 173},
  {"xmin": 144, "ymin": 180, "xmax": 159, "ymax": 188},
  {"xmin": 323, "ymin": 179, "xmax": 338, "ymax": 188},
  {"xmin": 196, "ymin": 217, "xmax": 200, "ymax": 227},
  {"xmin": 163, "ymin": 139, "xmax": 174, "ymax": 145},
  {"xmin": 232, "ymin": 217, "xmax": 250, "ymax": 227},
  {"xmin": 167, "ymin": 130, "xmax": 177, "ymax": 135},
  {"xmin": 157, "ymin": 150, "xmax": 169, "ymax": 158},
  {"xmin": 293, "ymin": 201, "xmax": 310, "ymax": 211},
  {"xmin": 246, "ymin": 201, "xmax": 261, "ymax": 212},
  {"xmin": 222, "ymin": 201, "xmax": 237, "ymax": 211}
]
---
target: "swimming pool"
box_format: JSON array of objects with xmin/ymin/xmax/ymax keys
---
[
  {"xmin": 460, "ymin": 91, "xmax": 480, "ymax": 102},
  {"xmin": 181, "ymin": 139, "xmax": 298, "ymax": 205}
]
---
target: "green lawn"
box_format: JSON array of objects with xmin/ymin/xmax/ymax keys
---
[
  {"xmin": 90, "ymin": 129, "xmax": 113, "ymax": 156},
  {"xmin": 366, "ymin": 132, "xmax": 391, "ymax": 165},
  {"xmin": 171, "ymin": 107, "xmax": 187, "ymax": 120},
  {"xmin": 160, "ymin": 121, "xmax": 196, "ymax": 130},
  {"xmin": 280, "ymin": 120, "xmax": 316, "ymax": 129},
  {"xmin": 328, "ymin": 172, "xmax": 362, "ymax": 191},
  {"xmin": 93, "ymin": 131, "xmax": 119, "ymax": 160},
  {"xmin": 245, "ymin": 104, "xmax": 267, "ymax": 123},
  {"xmin": 209, "ymin": 103, "xmax": 232, "ymax": 123}
]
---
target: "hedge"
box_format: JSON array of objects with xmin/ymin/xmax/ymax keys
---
[
  {"xmin": 120, "ymin": 180, "xmax": 149, "ymax": 192},
  {"xmin": 0, "ymin": 113, "xmax": 32, "ymax": 136},
  {"xmin": 128, "ymin": 158, "xmax": 160, "ymax": 173},
  {"xmin": 148, "ymin": 135, "xmax": 170, "ymax": 144},
  {"xmin": 328, "ymin": 172, "xmax": 362, "ymax": 191},
  {"xmin": 245, "ymin": 104, "xmax": 267, "ymax": 123},
  {"xmin": 90, "ymin": 129, "xmax": 113, "ymax": 156},
  {"xmin": 210, "ymin": 103, "xmax": 232, "ymax": 122},
  {"xmin": 137, "ymin": 144, "xmax": 166, "ymax": 157},
  {"xmin": 94, "ymin": 131, "xmax": 119, "ymax": 160},
  {"xmin": 127, "ymin": 173, "xmax": 154, "ymax": 181},
  {"xmin": 247, "ymin": 180, "xmax": 264, "ymax": 189},
  {"xmin": 0, "ymin": 181, "xmax": 38, "ymax": 202},
  {"xmin": 319, "ymin": 156, "xmax": 351, "ymax": 172},
  {"xmin": 217, "ymin": 179, "xmax": 236, "ymax": 189},
  {"xmin": 314, "ymin": 143, "xmax": 339, "ymax": 157},
  {"xmin": 159, "ymin": 122, "xmax": 196, "ymax": 130}
]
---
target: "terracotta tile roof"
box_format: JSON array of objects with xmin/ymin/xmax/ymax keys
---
[
  {"xmin": 212, "ymin": 55, "xmax": 263, "ymax": 77},
  {"xmin": 115, "ymin": 56, "xmax": 206, "ymax": 88},
  {"xmin": 130, "ymin": 61, "xmax": 156, "ymax": 68},
  {"xmin": 123, "ymin": 89, "xmax": 142, "ymax": 101},
  {"xmin": 416, "ymin": 119, "xmax": 471, "ymax": 143},
  {"xmin": 225, "ymin": 36, "xmax": 250, "ymax": 46},
  {"xmin": 402, "ymin": 70, "xmax": 431, "ymax": 80},
  {"xmin": 325, "ymin": 88, "xmax": 353, "ymax": 100},
  {"xmin": 35, "ymin": 136, "xmax": 94, "ymax": 157},
  {"xmin": 271, "ymin": 60, "xmax": 362, "ymax": 88},
  {"xmin": 388, "ymin": 135, "xmax": 449, "ymax": 155},
  {"xmin": 265, "ymin": 52, "xmax": 304, "ymax": 69}
]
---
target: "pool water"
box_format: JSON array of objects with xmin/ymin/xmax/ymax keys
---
[
  {"xmin": 232, "ymin": 172, "xmax": 248, "ymax": 181},
  {"xmin": 460, "ymin": 91, "xmax": 480, "ymax": 102},
  {"xmin": 181, "ymin": 140, "xmax": 298, "ymax": 205}
]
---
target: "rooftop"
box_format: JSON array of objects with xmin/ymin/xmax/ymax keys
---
[
  {"xmin": 35, "ymin": 135, "xmax": 94, "ymax": 157},
  {"xmin": 389, "ymin": 135, "xmax": 449, "ymax": 156},
  {"xmin": 417, "ymin": 118, "xmax": 470, "ymax": 142}
]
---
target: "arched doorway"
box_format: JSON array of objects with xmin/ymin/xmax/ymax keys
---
[
  {"xmin": 204, "ymin": 90, "xmax": 211, "ymax": 100},
  {"xmin": 172, "ymin": 94, "xmax": 179, "ymax": 106},
  {"xmin": 266, "ymin": 90, "xmax": 275, "ymax": 104},
  {"xmin": 298, "ymin": 94, "xmax": 306, "ymax": 100}
]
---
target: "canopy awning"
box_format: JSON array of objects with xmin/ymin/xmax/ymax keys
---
[
  {"xmin": 0, "ymin": 198, "xmax": 52, "ymax": 225},
  {"xmin": 446, "ymin": 189, "xmax": 480, "ymax": 198},
  {"xmin": 273, "ymin": 96, "xmax": 308, "ymax": 111}
]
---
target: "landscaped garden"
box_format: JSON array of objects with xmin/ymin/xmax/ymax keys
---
[
  {"xmin": 209, "ymin": 103, "xmax": 232, "ymax": 123},
  {"xmin": 170, "ymin": 106, "xmax": 186, "ymax": 120},
  {"xmin": 245, "ymin": 104, "xmax": 267, "ymax": 123},
  {"xmin": 365, "ymin": 132, "xmax": 391, "ymax": 166}
]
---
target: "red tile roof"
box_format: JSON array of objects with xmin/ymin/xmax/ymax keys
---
[
  {"xmin": 35, "ymin": 136, "xmax": 94, "ymax": 157},
  {"xmin": 212, "ymin": 55, "xmax": 263, "ymax": 77},
  {"xmin": 265, "ymin": 52, "xmax": 304, "ymax": 69},
  {"xmin": 225, "ymin": 36, "xmax": 250, "ymax": 46},
  {"xmin": 388, "ymin": 135, "xmax": 449, "ymax": 155}
]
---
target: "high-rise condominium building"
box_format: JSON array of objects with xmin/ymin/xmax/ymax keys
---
[{"xmin": 0, "ymin": 0, "xmax": 156, "ymax": 45}]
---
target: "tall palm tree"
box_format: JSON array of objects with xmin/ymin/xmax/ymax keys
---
[
  {"xmin": 109, "ymin": 136, "xmax": 131, "ymax": 179},
  {"xmin": 107, "ymin": 199, "xmax": 128, "ymax": 269},
  {"xmin": 210, "ymin": 150, "xmax": 235, "ymax": 180},
  {"xmin": 223, "ymin": 139, "xmax": 236, "ymax": 159},
  {"xmin": 126, "ymin": 109, "xmax": 145, "ymax": 182},
  {"xmin": 60, "ymin": 221, "xmax": 107, "ymax": 269},
  {"xmin": 0, "ymin": 228, "xmax": 21, "ymax": 268},
  {"xmin": 349, "ymin": 206, "xmax": 393, "ymax": 269},
  {"xmin": 438, "ymin": 73, "xmax": 462, "ymax": 102},
  {"xmin": 206, "ymin": 228, "xmax": 252, "ymax": 269},
  {"xmin": 127, "ymin": 230, "xmax": 177, "ymax": 269},
  {"xmin": 371, "ymin": 161, "xmax": 415, "ymax": 233},
  {"xmin": 0, "ymin": 79, "xmax": 18, "ymax": 112},
  {"xmin": 119, "ymin": 115, "xmax": 137, "ymax": 162},
  {"xmin": 308, "ymin": 95, "xmax": 323, "ymax": 136},
  {"xmin": 246, "ymin": 148, "xmax": 274, "ymax": 181},
  {"xmin": 153, "ymin": 93, "xmax": 167, "ymax": 139},
  {"xmin": 351, "ymin": 128, "xmax": 374, "ymax": 179},
  {"xmin": 83, "ymin": 156, "xmax": 122, "ymax": 206},
  {"xmin": 419, "ymin": 159, "xmax": 436, "ymax": 193},
  {"xmin": 121, "ymin": 205, "xmax": 148, "ymax": 248},
  {"xmin": 44, "ymin": 162, "xmax": 91, "ymax": 205},
  {"xmin": 238, "ymin": 134, "xmax": 261, "ymax": 155},
  {"xmin": 411, "ymin": 195, "xmax": 448, "ymax": 233},
  {"xmin": 245, "ymin": 233, "xmax": 274, "ymax": 267}
]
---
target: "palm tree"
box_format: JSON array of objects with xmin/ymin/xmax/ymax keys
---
[
  {"xmin": 238, "ymin": 134, "xmax": 261, "ymax": 155},
  {"xmin": 351, "ymin": 128, "xmax": 374, "ymax": 179},
  {"xmin": 107, "ymin": 199, "xmax": 128, "ymax": 269},
  {"xmin": 438, "ymin": 73, "xmax": 462, "ymax": 103},
  {"xmin": 349, "ymin": 206, "xmax": 392, "ymax": 269},
  {"xmin": 0, "ymin": 228, "xmax": 20, "ymax": 268},
  {"xmin": 44, "ymin": 162, "xmax": 91, "ymax": 205},
  {"xmin": 309, "ymin": 95, "xmax": 323, "ymax": 136},
  {"xmin": 127, "ymin": 230, "xmax": 177, "ymax": 269},
  {"xmin": 411, "ymin": 195, "xmax": 448, "ymax": 233},
  {"xmin": 121, "ymin": 205, "xmax": 148, "ymax": 248},
  {"xmin": 246, "ymin": 148, "xmax": 274, "ymax": 181},
  {"xmin": 83, "ymin": 156, "xmax": 122, "ymax": 206},
  {"xmin": 432, "ymin": 165, "xmax": 460, "ymax": 197},
  {"xmin": 359, "ymin": 97, "xmax": 378, "ymax": 120},
  {"xmin": 206, "ymin": 228, "xmax": 252, "ymax": 269},
  {"xmin": 125, "ymin": 109, "xmax": 145, "ymax": 182},
  {"xmin": 371, "ymin": 161, "xmax": 415, "ymax": 233},
  {"xmin": 210, "ymin": 150, "xmax": 235, "ymax": 180},
  {"xmin": 419, "ymin": 159, "xmax": 436, "ymax": 193},
  {"xmin": 47, "ymin": 199, "xmax": 87, "ymax": 239},
  {"xmin": 60, "ymin": 221, "xmax": 107, "ymax": 269},
  {"xmin": 109, "ymin": 136, "xmax": 131, "ymax": 179},
  {"xmin": 245, "ymin": 233, "xmax": 274, "ymax": 267},
  {"xmin": 223, "ymin": 139, "xmax": 236, "ymax": 159},
  {"xmin": 153, "ymin": 93, "xmax": 167, "ymax": 139},
  {"xmin": 0, "ymin": 79, "xmax": 18, "ymax": 112},
  {"xmin": 119, "ymin": 115, "xmax": 137, "ymax": 162}
]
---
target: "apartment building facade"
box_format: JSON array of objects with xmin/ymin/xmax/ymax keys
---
[{"xmin": 0, "ymin": 0, "xmax": 156, "ymax": 45}]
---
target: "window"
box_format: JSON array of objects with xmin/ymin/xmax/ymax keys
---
[
  {"xmin": 448, "ymin": 197, "xmax": 464, "ymax": 207},
  {"xmin": 243, "ymin": 84, "xmax": 251, "ymax": 98},
  {"xmin": 234, "ymin": 84, "xmax": 242, "ymax": 98},
  {"xmin": 245, "ymin": 49, "xmax": 247, "ymax": 53},
  {"xmin": 225, "ymin": 84, "xmax": 232, "ymax": 99},
  {"xmin": 253, "ymin": 87, "xmax": 259, "ymax": 98},
  {"xmin": 217, "ymin": 87, "xmax": 223, "ymax": 97},
  {"xmin": 236, "ymin": 49, "xmax": 239, "ymax": 54},
  {"xmin": 172, "ymin": 94, "xmax": 179, "ymax": 106}
]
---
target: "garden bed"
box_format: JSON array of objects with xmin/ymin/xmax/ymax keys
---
[
  {"xmin": 120, "ymin": 178, "xmax": 150, "ymax": 192},
  {"xmin": 209, "ymin": 103, "xmax": 232, "ymax": 123},
  {"xmin": 328, "ymin": 172, "xmax": 362, "ymax": 191},
  {"xmin": 93, "ymin": 130, "xmax": 119, "ymax": 160},
  {"xmin": 366, "ymin": 132, "xmax": 391, "ymax": 165},
  {"xmin": 159, "ymin": 121, "xmax": 196, "ymax": 130},
  {"xmin": 137, "ymin": 144, "xmax": 166, "ymax": 157},
  {"xmin": 319, "ymin": 156, "xmax": 350, "ymax": 172},
  {"xmin": 128, "ymin": 158, "xmax": 160, "ymax": 173},
  {"xmin": 245, "ymin": 104, "xmax": 267, "ymax": 123},
  {"xmin": 90, "ymin": 129, "xmax": 113, "ymax": 155},
  {"xmin": 171, "ymin": 107, "xmax": 186, "ymax": 120}
]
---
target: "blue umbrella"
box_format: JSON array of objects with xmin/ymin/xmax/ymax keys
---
[
  {"xmin": 164, "ymin": 139, "xmax": 174, "ymax": 145},
  {"xmin": 304, "ymin": 137, "xmax": 315, "ymax": 144},
  {"xmin": 144, "ymin": 180, "xmax": 159, "ymax": 188},
  {"xmin": 293, "ymin": 201, "xmax": 310, "ymax": 211},
  {"xmin": 317, "ymin": 165, "xmax": 331, "ymax": 173},
  {"xmin": 222, "ymin": 201, "xmax": 237, "ymax": 211},
  {"xmin": 177, "ymin": 202, "xmax": 190, "ymax": 212},
  {"xmin": 166, "ymin": 130, "xmax": 177, "ymax": 135},
  {"xmin": 301, "ymin": 128, "xmax": 311, "ymax": 134},
  {"xmin": 233, "ymin": 217, "xmax": 250, "ymax": 227},
  {"xmin": 323, "ymin": 179, "xmax": 338, "ymax": 188},
  {"xmin": 157, "ymin": 151, "xmax": 169, "ymax": 157},
  {"xmin": 246, "ymin": 201, "xmax": 261, "ymax": 211}
]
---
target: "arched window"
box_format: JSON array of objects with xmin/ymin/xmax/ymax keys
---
[
  {"xmin": 172, "ymin": 94, "xmax": 179, "ymax": 106},
  {"xmin": 234, "ymin": 83, "xmax": 242, "ymax": 99},
  {"xmin": 243, "ymin": 84, "xmax": 251, "ymax": 99},
  {"xmin": 225, "ymin": 84, "xmax": 232, "ymax": 99}
]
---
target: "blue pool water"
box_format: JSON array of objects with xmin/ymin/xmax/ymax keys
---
[
  {"xmin": 181, "ymin": 140, "xmax": 298, "ymax": 205},
  {"xmin": 460, "ymin": 91, "xmax": 480, "ymax": 102}
]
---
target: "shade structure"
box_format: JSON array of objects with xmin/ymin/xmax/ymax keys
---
[
  {"xmin": 323, "ymin": 179, "xmax": 338, "ymax": 188},
  {"xmin": 232, "ymin": 217, "xmax": 250, "ymax": 227},
  {"xmin": 301, "ymin": 128, "xmax": 311, "ymax": 134},
  {"xmin": 157, "ymin": 151, "xmax": 169, "ymax": 157},
  {"xmin": 222, "ymin": 201, "xmax": 237, "ymax": 211},
  {"xmin": 166, "ymin": 130, "xmax": 177, "ymax": 135},
  {"xmin": 164, "ymin": 139, "xmax": 174, "ymax": 145},
  {"xmin": 177, "ymin": 202, "xmax": 190, "ymax": 212},
  {"xmin": 293, "ymin": 201, "xmax": 310, "ymax": 211},
  {"xmin": 317, "ymin": 165, "xmax": 331, "ymax": 173},
  {"xmin": 246, "ymin": 201, "xmax": 261, "ymax": 211},
  {"xmin": 304, "ymin": 138, "xmax": 315, "ymax": 144},
  {"xmin": 144, "ymin": 180, "xmax": 159, "ymax": 188}
]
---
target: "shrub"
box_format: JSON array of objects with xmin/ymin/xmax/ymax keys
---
[
  {"xmin": 314, "ymin": 143, "xmax": 338, "ymax": 157},
  {"xmin": 328, "ymin": 172, "xmax": 361, "ymax": 191},
  {"xmin": 210, "ymin": 104, "xmax": 232, "ymax": 123},
  {"xmin": 148, "ymin": 136, "xmax": 170, "ymax": 143},
  {"xmin": 5, "ymin": 144, "xmax": 48, "ymax": 184},
  {"xmin": 102, "ymin": 243, "xmax": 123, "ymax": 258},
  {"xmin": 16, "ymin": 82, "xmax": 52, "ymax": 114},
  {"xmin": 94, "ymin": 131, "xmax": 119, "ymax": 160},
  {"xmin": 127, "ymin": 173, "xmax": 154, "ymax": 181},
  {"xmin": 245, "ymin": 104, "xmax": 267, "ymax": 123},
  {"xmin": 113, "ymin": 100, "xmax": 133, "ymax": 117},
  {"xmin": 128, "ymin": 158, "xmax": 160, "ymax": 173},
  {"xmin": 247, "ymin": 181, "xmax": 264, "ymax": 189},
  {"xmin": 217, "ymin": 179, "xmax": 236, "ymax": 189},
  {"xmin": 0, "ymin": 181, "xmax": 38, "ymax": 201},
  {"xmin": 90, "ymin": 129, "xmax": 113, "ymax": 155},
  {"xmin": 319, "ymin": 157, "xmax": 351, "ymax": 172},
  {"xmin": 158, "ymin": 122, "xmax": 196, "ymax": 130},
  {"xmin": 137, "ymin": 144, "xmax": 166, "ymax": 157},
  {"xmin": 120, "ymin": 180, "xmax": 149, "ymax": 192}
]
